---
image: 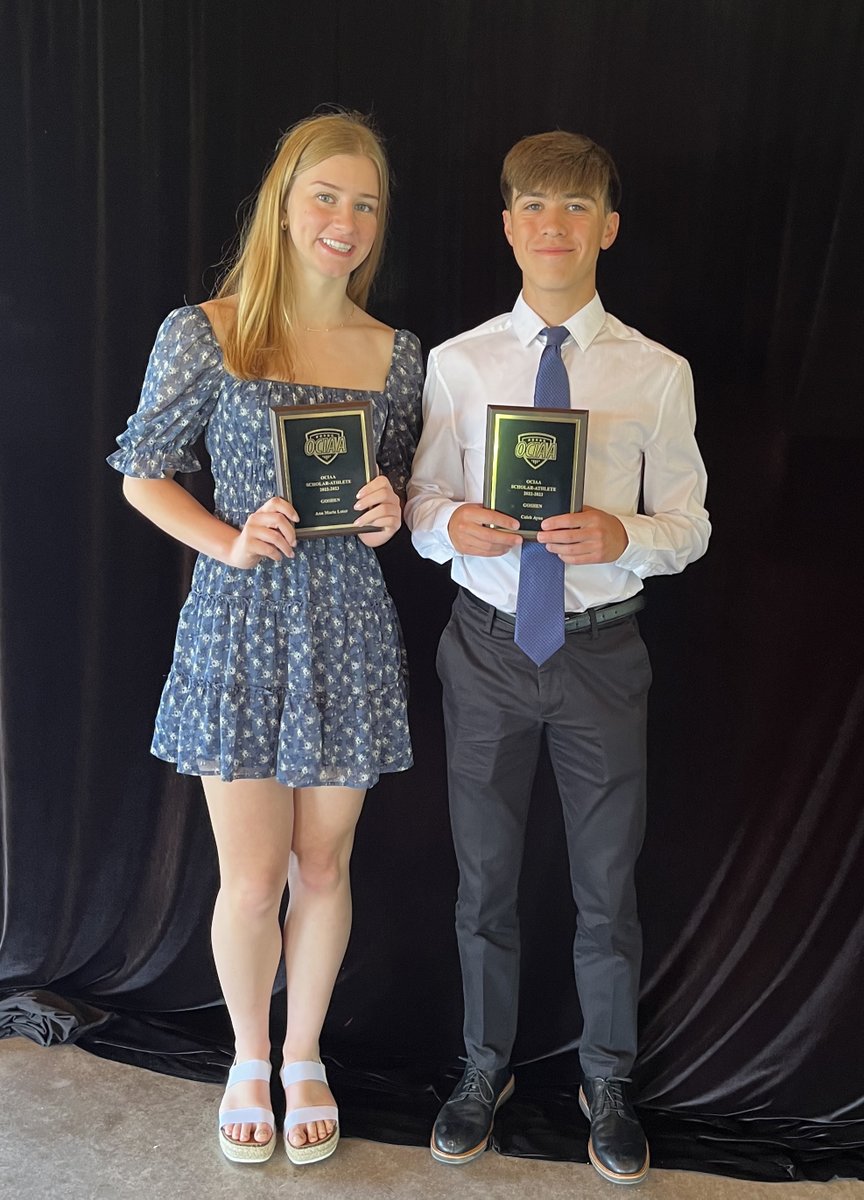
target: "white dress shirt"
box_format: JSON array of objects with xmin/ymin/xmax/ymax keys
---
[{"xmin": 404, "ymin": 292, "xmax": 710, "ymax": 614}]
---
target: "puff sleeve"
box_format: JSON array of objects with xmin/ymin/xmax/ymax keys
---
[
  {"xmin": 377, "ymin": 330, "xmax": 423, "ymax": 497},
  {"xmin": 107, "ymin": 307, "xmax": 222, "ymax": 478}
]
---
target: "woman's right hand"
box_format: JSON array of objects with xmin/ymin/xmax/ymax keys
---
[{"xmin": 226, "ymin": 497, "xmax": 299, "ymax": 568}]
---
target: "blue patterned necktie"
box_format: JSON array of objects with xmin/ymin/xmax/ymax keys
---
[{"xmin": 514, "ymin": 326, "xmax": 570, "ymax": 665}]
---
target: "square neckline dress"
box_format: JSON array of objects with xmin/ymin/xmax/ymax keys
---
[{"xmin": 109, "ymin": 305, "xmax": 423, "ymax": 790}]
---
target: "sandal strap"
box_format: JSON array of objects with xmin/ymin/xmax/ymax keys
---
[
  {"xmin": 280, "ymin": 1059, "xmax": 328, "ymax": 1087},
  {"xmin": 281, "ymin": 1060, "xmax": 337, "ymax": 1130},
  {"xmin": 284, "ymin": 1104, "xmax": 338, "ymax": 1129},
  {"xmin": 220, "ymin": 1105, "xmax": 275, "ymax": 1129},
  {"xmin": 226, "ymin": 1058, "xmax": 272, "ymax": 1087},
  {"xmin": 219, "ymin": 1059, "xmax": 274, "ymax": 1129}
]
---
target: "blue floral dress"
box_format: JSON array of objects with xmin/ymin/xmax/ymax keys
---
[{"xmin": 109, "ymin": 306, "xmax": 423, "ymax": 790}]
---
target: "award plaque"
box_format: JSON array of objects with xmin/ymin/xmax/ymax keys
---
[
  {"xmin": 483, "ymin": 405, "xmax": 589, "ymax": 538},
  {"xmin": 269, "ymin": 399, "xmax": 376, "ymax": 538}
]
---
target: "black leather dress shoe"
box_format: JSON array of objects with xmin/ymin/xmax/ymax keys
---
[
  {"xmin": 579, "ymin": 1077, "xmax": 649, "ymax": 1185},
  {"xmin": 431, "ymin": 1060, "xmax": 515, "ymax": 1164}
]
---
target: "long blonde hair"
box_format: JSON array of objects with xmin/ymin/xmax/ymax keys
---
[{"xmin": 217, "ymin": 111, "xmax": 390, "ymax": 380}]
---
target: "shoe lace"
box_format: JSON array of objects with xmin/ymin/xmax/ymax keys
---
[
  {"xmin": 594, "ymin": 1077, "xmax": 629, "ymax": 1115},
  {"xmin": 453, "ymin": 1058, "xmax": 495, "ymax": 1104}
]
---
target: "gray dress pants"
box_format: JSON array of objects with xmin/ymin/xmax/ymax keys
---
[{"xmin": 436, "ymin": 587, "xmax": 651, "ymax": 1080}]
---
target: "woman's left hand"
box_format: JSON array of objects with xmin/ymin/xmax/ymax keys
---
[{"xmin": 354, "ymin": 474, "xmax": 402, "ymax": 547}]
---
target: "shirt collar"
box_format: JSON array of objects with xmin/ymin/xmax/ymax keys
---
[{"xmin": 511, "ymin": 291, "xmax": 607, "ymax": 352}]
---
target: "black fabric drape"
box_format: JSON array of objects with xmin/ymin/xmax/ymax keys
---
[{"xmin": 2, "ymin": 0, "xmax": 863, "ymax": 1182}]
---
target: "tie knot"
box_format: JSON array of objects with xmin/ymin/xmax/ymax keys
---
[{"xmin": 542, "ymin": 326, "xmax": 568, "ymax": 349}]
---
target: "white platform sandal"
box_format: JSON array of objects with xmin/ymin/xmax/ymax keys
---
[
  {"xmin": 281, "ymin": 1060, "xmax": 340, "ymax": 1165},
  {"xmin": 218, "ymin": 1058, "xmax": 276, "ymax": 1163}
]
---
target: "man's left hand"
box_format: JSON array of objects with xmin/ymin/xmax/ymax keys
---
[{"xmin": 536, "ymin": 505, "xmax": 628, "ymax": 564}]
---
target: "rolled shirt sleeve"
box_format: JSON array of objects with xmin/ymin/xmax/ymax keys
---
[
  {"xmin": 404, "ymin": 347, "xmax": 466, "ymax": 561},
  {"xmin": 615, "ymin": 358, "xmax": 710, "ymax": 577}
]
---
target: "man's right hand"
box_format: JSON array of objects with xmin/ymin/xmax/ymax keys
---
[{"xmin": 447, "ymin": 504, "xmax": 522, "ymax": 557}]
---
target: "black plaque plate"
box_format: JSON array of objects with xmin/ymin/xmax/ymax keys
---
[
  {"xmin": 483, "ymin": 405, "xmax": 589, "ymax": 538},
  {"xmin": 269, "ymin": 399, "xmax": 376, "ymax": 538}
]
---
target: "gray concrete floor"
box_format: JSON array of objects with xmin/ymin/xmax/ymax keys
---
[{"xmin": 1, "ymin": 1038, "xmax": 862, "ymax": 1200}]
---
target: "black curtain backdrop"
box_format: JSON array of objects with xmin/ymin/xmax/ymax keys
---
[{"xmin": 2, "ymin": 0, "xmax": 864, "ymax": 1183}]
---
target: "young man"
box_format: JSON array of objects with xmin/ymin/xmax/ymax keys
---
[{"xmin": 404, "ymin": 131, "xmax": 710, "ymax": 1186}]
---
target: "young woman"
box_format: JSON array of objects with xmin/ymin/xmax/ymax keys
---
[{"xmin": 108, "ymin": 111, "xmax": 422, "ymax": 1166}]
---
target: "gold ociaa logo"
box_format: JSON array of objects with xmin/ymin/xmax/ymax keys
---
[
  {"xmin": 304, "ymin": 428, "xmax": 347, "ymax": 466},
  {"xmin": 515, "ymin": 432, "xmax": 557, "ymax": 470}
]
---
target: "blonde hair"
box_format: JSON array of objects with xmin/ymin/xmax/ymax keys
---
[
  {"xmin": 218, "ymin": 110, "xmax": 390, "ymax": 379},
  {"xmin": 501, "ymin": 131, "xmax": 621, "ymax": 214}
]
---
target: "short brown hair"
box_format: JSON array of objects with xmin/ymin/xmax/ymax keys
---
[{"xmin": 501, "ymin": 131, "xmax": 621, "ymax": 213}]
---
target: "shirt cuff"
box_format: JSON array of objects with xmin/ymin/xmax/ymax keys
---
[
  {"xmin": 409, "ymin": 499, "xmax": 462, "ymax": 562},
  {"xmin": 614, "ymin": 515, "xmax": 651, "ymax": 576}
]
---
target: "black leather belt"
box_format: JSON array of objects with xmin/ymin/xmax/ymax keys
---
[{"xmin": 461, "ymin": 587, "xmax": 645, "ymax": 632}]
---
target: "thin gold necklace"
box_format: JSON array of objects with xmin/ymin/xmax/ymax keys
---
[{"xmin": 301, "ymin": 303, "xmax": 355, "ymax": 333}]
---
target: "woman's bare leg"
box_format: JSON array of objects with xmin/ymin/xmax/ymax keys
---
[
  {"xmin": 281, "ymin": 785, "xmax": 365, "ymax": 1148},
  {"xmin": 203, "ymin": 775, "xmax": 294, "ymax": 1146}
]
